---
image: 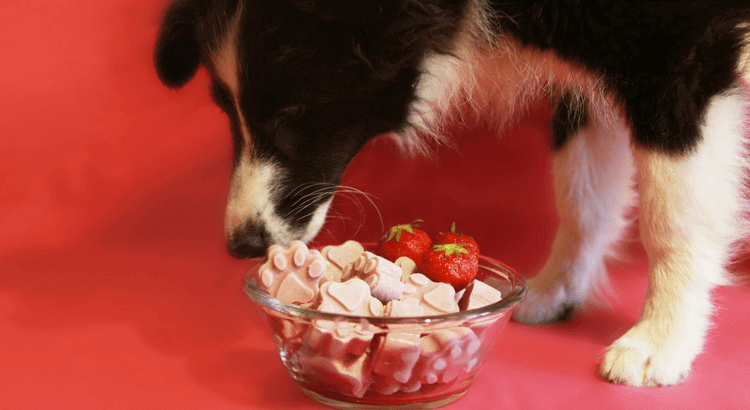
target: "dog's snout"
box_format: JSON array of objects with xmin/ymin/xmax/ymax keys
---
[{"xmin": 226, "ymin": 221, "xmax": 270, "ymax": 258}]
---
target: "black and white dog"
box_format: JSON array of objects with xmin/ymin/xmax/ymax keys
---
[{"xmin": 155, "ymin": 0, "xmax": 750, "ymax": 386}]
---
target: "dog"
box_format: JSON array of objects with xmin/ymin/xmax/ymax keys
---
[{"xmin": 154, "ymin": 0, "xmax": 750, "ymax": 387}]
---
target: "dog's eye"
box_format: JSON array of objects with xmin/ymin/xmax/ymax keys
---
[
  {"xmin": 275, "ymin": 105, "xmax": 306, "ymax": 122},
  {"xmin": 271, "ymin": 105, "xmax": 307, "ymax": 155},
  {"xmin": 211, "ymin": 83, "xmax": 233, "ymax": 112}
]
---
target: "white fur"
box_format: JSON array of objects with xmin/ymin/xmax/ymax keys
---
[
  {"xmin": 400, "ymin": 1, "xmax": 750, "ymax": 387},
  {"xmin": 214, "ymin": 4, "xmax": 331, "ymax": 247},
  {"xmin": 400, "ymin": 0, "xmax": 610, "ymax": 155},
  {"xmin": 512, "ymin": 102, "xmax": 636, "ymax": 323},
  {"xmin": 600, "ymin": 88, "xmax": 750, "ymax": 386},
  {"xmin": 224, "ymin": 157, "xmax": 285, "ymax": 240},
  {"xmin": 224, "ymin": 152, "xmax": 334, "ymax": 246},
  {"xmin": 404, "ymin": 51, "xmax": 466, "ymax": 152},
  {"xmin": 212, "ymin": 3, "xmax": 254, "ymax": 150},
  {"xmin": 212, "ymin": 6, "xmax": 241, "ymax": 101},
  {"xmin": 211, "ymin": 8, "xmax": 750, "ymax": 379}
]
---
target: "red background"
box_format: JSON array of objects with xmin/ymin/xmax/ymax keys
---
[{"xmin": 2, "ymin": 1, "xmax": 750, "ymax": 409}]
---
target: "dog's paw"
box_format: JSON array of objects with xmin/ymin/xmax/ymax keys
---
[
  {"xmin": 511, "ymin": 280, "xmax": 579, "ymax": 324},
  {"xmin": 600, "ymin": 326, "xmax": 692, "ymax": 387}
]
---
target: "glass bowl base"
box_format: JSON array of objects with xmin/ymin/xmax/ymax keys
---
[{"xmin": 298, "ymin": 386, "xmax": 467, "ymax": 410}]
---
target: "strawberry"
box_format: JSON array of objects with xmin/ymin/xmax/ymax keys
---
[
  {"xmin": 420, "ymin": 243, "xmax": 479, "ymax": 291},
  {"xmin": 435, "ymin": 222, "xmax": 479, "ymax": 255},
  {"xmin": 377, "ymin": 220, "xmax": 432, "ymax": 266}
]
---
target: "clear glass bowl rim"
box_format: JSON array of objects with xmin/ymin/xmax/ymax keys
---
[{"xmin": 243, "ymin": 244, "xmax": 527, "ymax": 326}]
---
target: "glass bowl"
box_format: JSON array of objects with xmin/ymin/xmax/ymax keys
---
[{"xmin": 243, "ymin": 244, "xmax": 526, "ymax": 409}]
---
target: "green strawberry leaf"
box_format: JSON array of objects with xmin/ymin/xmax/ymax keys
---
[
  {"xmin": 383, "ymin": 220, "xmax": 423, "ymax": 242},
  {"xmin": 432, "ymin": 243, "xmax": 469, "ymax": 257},
  {"xmin": 439, "ymin": 222, "xmax": 458, "ymax": 236}
]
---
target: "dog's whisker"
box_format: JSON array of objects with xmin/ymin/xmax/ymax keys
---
[
  {"xmin": 287, "ymin": 183, "xmax": 338, "ymax": 212},
  {"xmin": 294, "ymin": 188, "xmax": 355, "ymax": 223},
  {"xmin": 285, "ymin": 181, "xmax": 332, "ymax": 197},
  {"xmin": 327, "ymin": 185, "xmax": 383, "ymax": 235},
  {"xmin": 338, "ymin": 185, "xmax": 384, "ymax": 233},
  {"xmin": 295, "ymin": 187, "xmax": 337, "ymax": 213},
  {"xmin": 285, "ymin": 182, "xmax": 336, "ymax": 205},
  {"xmin": 289, "ymin": 184, "xmax": 382, "ymax": 237}
]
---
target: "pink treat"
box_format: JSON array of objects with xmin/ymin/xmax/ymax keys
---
[
  {"xmin": 371, "ymin": 373, "xmax": 422, "ymax": 395},
  {"xmin": 352, "ymin": 251, "xmax": 405, "ymax": 303},
  {"xmin": 299, "ymin": 351, "xmax": 373, "ymax": 398},
  {"xmin": 265, "ymin": 315, "xmax": 309, "ymax": 353},
  {"xmin": 401, "ymin": 274, "xmax": 460, "ymax": 316},
  {"xmin": 321, "ymin": 240, "xmax": 365, "ymax": 283},
  {"xmin": 458, "ymin": 279, "xmax": 503, "ymax": 311},
  {"xmin": 255, "ymin": 241, "xmax": 327, "ymax": 305},
  {"xmin": 412, "ymin": 327, "xmax": 482, "ymax": 385},
  {"xmin": 304, "ymin": 278, "xmax": 384, "ymax": 357},
  {"xmin": 394, "ymin": 256, "xmax": 417, "ymax": 282},
  {"xmin": 371, "ymin": 300, "xmax": 424, "ymax": 385}
]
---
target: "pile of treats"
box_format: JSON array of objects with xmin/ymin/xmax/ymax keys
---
[{"xmin": 252, "ymin": 235, "xmax": 503, "ymax": 397}]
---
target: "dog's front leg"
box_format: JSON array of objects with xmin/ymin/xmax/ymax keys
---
[
  {"xmin": 600, "ymin": 90, "xmax": 748, "ymax": 386},
  {"xmin": 512, "ymin": 93, "xmax": 636, "ymax": 323}
]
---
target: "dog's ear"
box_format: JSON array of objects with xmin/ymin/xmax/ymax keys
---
[{"xmin": 154, "ymin": 0, "xmax": 205, "ymax": 88}]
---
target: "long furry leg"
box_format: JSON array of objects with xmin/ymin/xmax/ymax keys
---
[
  {"xmin": 601, "ymin": 88, "xmax": 749, "ymax": 386},
  {"xmin": 512, "ymin": 94, "xmax": 636, "ymax": 323}
]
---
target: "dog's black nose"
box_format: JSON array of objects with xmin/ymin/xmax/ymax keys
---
[{"xmin": 226, "ymin": 222, "xmax": 270, "ymax": 259}]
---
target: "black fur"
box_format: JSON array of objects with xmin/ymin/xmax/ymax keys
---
[
  {"xmin": 155, "ymin": 0, "xmax": 470, "ymax": 256},
  {"xmin": 155, "ymin": 0, "xmax": 750, "ymax": 257},
  {"xmin": 551, "ymin": 90, "xmax": 589, "ymax": 150},
  {"xmin": 498, "ymin": 1, "xmax": 750, "ymax": 154}
]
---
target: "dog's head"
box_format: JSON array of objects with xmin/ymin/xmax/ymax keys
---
[{"xmin": 154, "ymin": 0, "xmax": 468, "ymax": 257}]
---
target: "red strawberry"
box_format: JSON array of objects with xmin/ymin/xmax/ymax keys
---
[
  {"xmin": 435, "ymin": 222, "xmax": 479, "ymax": 255},
  {"xmin": 420, "ymin": 243, "xmax": 479, "ymax": 291},
  {"xmin": 377, "ymin": 220, "xmax": 432, "ymax": 266}
]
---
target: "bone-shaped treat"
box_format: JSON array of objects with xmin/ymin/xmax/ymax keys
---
[
  {"xmin": 394, "ymin": 256, "xmax": 417, "ymax": 282},
  {"xmin": 351, "ymin": 251, "xmax": 405, "ymax": 303}
]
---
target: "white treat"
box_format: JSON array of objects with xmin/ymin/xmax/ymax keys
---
[
  {"xmin": 394, "ymin": 256, "xmax": 418, "ymax": 283},
  {"xmin": 461, "ymin": 279, "xmax": 503, "ymax": 311}
]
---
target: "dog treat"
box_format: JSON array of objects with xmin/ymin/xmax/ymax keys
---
[
  {"xmin": 321, "ymin": 240, "xmax": 365, "ymax": 283},
  {"xmin": 256, "ymin": 241, "xmax": 327, "ymax": 305},
  {"xmin": 394, "ymin": 256, "xmax": 418, "ymax": 282},
  {"xmin": 351, "ymin": 251, "xmax": 405, "ymax": 303},
  {"xmin": 402, "ymin": 273, "xmax": 460, "ymax": 316},
  {"xmin": 371, "ymin": 300, "xmax": 424, "ymax": 385},
  {"xmin": 303, "ymin": 279, "xmax": 383, "ymax": 357},
  {"xmin": 299, "ymin": 350, "xmax": 373, "ymax": 398},
  {"xmin": 412, "ymin": 328, "xmax": 481, "ymax": 385},
  {"xmin": 371, "ymin": 373, "xmax": 422, "ymax": 395},
  {"xmin": 252, "ymin": 235, "xmax": 505, "ymax": 400},
  {"xmin": 458, "ymin": 278, "xmax": 503, "ymax": 311}
]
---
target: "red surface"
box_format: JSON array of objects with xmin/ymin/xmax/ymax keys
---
[{"xmin": 2, "ymin": 1, "xmax": 750, "ymax": 409}]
